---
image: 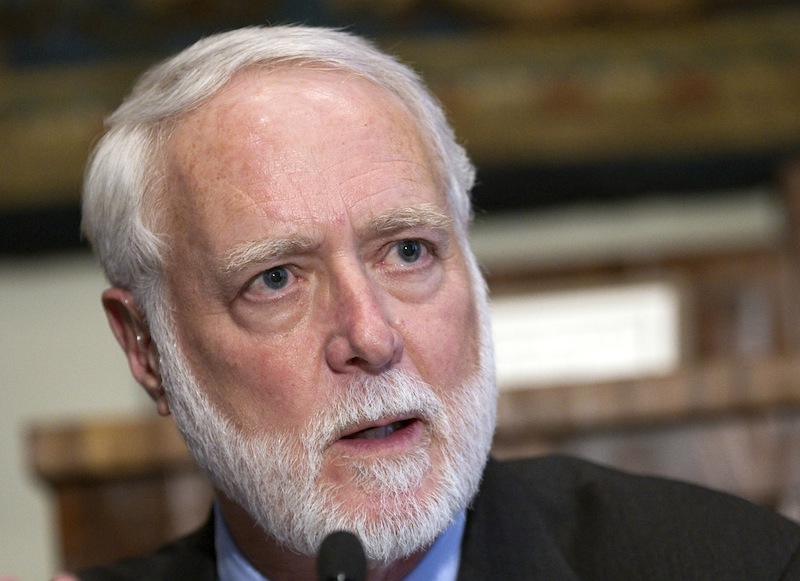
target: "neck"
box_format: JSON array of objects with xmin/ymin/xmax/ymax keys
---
[{"xmin": 216, "ymin": 493, "xmax": 428, "ymax": 581}]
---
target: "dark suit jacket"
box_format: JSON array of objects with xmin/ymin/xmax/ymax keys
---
[{"xmin": 77, "ymin": 455, "xmax": 800, "ymax": 580}]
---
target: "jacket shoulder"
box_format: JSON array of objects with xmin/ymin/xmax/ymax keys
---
[
  {"xmin": 469, "ymin": 455, "xmax": 800, "ymax": 580},
  {"xmin": 75, "ymin": 518, "xmax": 216, "ymax": 581}
]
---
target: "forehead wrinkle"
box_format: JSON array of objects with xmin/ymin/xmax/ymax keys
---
[
  {"xmin": 349, "ymin": 148, "xmax": 446, "ymax": 200},
  {"xmin": 222, "ymin": 236, "xmax": 316, "ymax": 273}
]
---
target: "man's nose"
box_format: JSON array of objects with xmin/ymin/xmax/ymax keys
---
[{"xmin": 324, "ymin": 270, "xmax": 403, "ymax": 374}]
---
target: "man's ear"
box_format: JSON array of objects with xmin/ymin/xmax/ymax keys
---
[{"xmin": 101, "ymin": 287, "xmax": 171, "ymax": 416}]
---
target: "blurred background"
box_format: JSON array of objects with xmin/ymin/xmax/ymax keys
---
[{"xmin": 2, "ymin": 1, "xmax": 800, "ymax": 579}]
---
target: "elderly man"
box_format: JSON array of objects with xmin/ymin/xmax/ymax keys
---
[{"xmin": 66, "ymin": 25, "xmax": 800, "ymax": 581}]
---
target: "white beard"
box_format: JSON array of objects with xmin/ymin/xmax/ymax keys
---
[{"xmin": 150, "ymin": 261, "xmax": 497, "ymax": 563}]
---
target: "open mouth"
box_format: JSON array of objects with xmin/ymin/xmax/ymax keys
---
[{"xmin": 341, "ymin": 418, "xmax": 417, "ymax": 441}]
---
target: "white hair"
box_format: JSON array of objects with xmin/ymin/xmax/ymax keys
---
[
  {"xmin": 82, "ymin": 25, "xmax": 498, "ymax": 560},
  {"xmin": 81, "ymin": 25, "xmax": 477, "ymax": 318}
]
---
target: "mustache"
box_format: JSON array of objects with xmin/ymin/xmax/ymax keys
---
[{"xmin": 303, "ymin": 369, "xmax": 448, "ymax": 452}]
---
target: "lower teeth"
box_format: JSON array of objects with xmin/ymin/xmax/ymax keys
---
[{"xmin": 352, "ymin": 420, "xmax": 408, "ymax": 440}]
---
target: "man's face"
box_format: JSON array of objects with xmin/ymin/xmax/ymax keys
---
[{"xmin": 155, "ymin": 67, "xmax": 495, "ymax": 558}]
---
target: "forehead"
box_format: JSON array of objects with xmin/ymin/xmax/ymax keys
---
[{"xmin": 160, "ymin": 67, "xmax": 446, "ymax": 250}]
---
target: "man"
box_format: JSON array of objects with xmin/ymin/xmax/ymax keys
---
[{"xmin": 65, "ymin": 25, "xmax": 800, "ymax": 580}]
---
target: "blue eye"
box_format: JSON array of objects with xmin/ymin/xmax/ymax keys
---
[
  {"xmin": 397, "ymin": 240, "xmax": 422, "ymax": 263},
  {"xmin": 261, "ymin": 267, "xmax": 290, "ymax": 290}
]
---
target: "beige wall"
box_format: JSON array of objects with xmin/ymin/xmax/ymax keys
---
[{"xmin": 0, "ymin": 252, "xmax": 149, "ymax": 581}]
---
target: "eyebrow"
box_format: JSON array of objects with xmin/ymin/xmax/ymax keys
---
[
  {"xmin": 221, "ymin": 203, "xmax": 452, "ymax": 273},
  {"xmin": 368, "ymin": 203, "xmax": 452, "ymax": 234},
  {"xmin": 222, "ymin": 236, "xmax": 316, "ymax": 273}
]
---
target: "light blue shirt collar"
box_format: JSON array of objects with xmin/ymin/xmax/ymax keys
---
[{"xmin": 215, "ymin": 503, "xmax": 466, "ymax": 581}]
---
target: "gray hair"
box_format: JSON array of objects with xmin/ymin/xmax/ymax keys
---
[{"xmin": 81, "ymin": 25, "xmax": 476, "ymax": 318}]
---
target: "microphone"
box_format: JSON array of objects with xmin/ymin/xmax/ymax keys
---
[{"xmin": 317, "ymin": 530, "xmax": 367, "ymax": 581}]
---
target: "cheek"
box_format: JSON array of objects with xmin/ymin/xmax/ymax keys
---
[
  {"xmin": 179, "ymin": 325, "xmax": 325, "ymax": 434},
  {"xmin": 403, "ymin": 279, "xmax": 479, "ymax": 387}
]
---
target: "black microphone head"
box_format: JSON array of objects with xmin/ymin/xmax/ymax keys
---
[{"xmin": 317, "ymin": 530, "xmax": 367, "ymax": 581}]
